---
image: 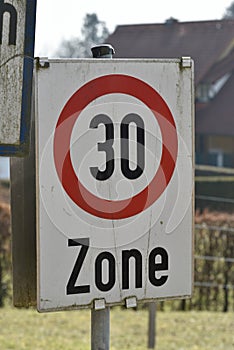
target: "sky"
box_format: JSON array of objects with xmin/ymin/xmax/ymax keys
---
[{"xmin": 35, "ymin": 0, "xmax": 233, "ymax": 56}]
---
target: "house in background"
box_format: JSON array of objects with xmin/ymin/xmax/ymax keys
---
[{"xmin": 107, "ymin": 19, "xmax": 234, "ymax": 168}]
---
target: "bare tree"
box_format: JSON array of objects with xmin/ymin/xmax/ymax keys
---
[
  {"xmin": 56, "ymin": 13, "xmax": 110, "ymax": 58},
  {"xmin": 223, "ymin": 1, "xmax": 234, "ymax": 19}
]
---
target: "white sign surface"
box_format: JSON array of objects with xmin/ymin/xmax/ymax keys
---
[
  {"xmin": 36, "ymin": 59, "xmax": 194, "ymax": 312},
  {"xmin": 0, "ymin": 0, "xmax": 36, "ymax": 155}
]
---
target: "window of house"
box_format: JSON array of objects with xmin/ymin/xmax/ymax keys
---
[
  {"xmin": 196, "ymin": 73, "xmax": 231, "ymax": 102},
  {"xmin": 209, "ymin": 149, "xmax": 224, "ymax": 167}
]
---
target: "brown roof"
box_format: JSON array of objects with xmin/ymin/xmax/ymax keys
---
[
  {"xmin": 108, "ymin": 19, "xmax": 234, "ymax": 84},
  {"xmin": 108, "ymin": 19, "xmax": 234, "ymax": 136}
]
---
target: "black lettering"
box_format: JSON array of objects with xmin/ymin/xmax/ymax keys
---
[
  {"xmin": 0, "ymin": 0, "xmax": 17, "ymax": 45},
  {"xmin": 90, "ymin": 113, "xmax": 145, "ymax": 181},
  {"xmin": 121, "ymin": 113, "xmax": 145, "ymax": 179},
  {"xmin": 95, "ymin": 252, "xmax": 115, "ymax": 292},
  {"xmin": 149, "ymin": 247, "xmax": 169, "ymax": 287},
  {"xmin": 122, "ymin": 249, "xmax": 142, "ymax": 289},
  {"xmin": 90, "ymin": 114, "xmax": 114, "ymax": 181},
  {"xmin": 66, "ymin": 238, "xmax": 90, "ymax": 295}
]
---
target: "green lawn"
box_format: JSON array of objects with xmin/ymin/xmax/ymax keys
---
[{"xmin": 0, "ymin": 307, "xmax": 233, "ymax": 350}]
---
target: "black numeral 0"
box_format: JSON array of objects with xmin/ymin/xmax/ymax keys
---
[
  {"xmin": 121, "ymin": 113, "xmax": 145, "ymax": 180},
  {"xmin": 90, "ymin": 113, "xmax": 145, "ymax": 180}
]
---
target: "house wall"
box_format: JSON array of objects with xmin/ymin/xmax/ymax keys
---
[{"xmin": 196, "ymin": 135, "xmax": 234, "ymax": 167}]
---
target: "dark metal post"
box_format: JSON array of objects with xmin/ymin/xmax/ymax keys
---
[
  {"xmin": 90, "ymin": 44, "xmax": 114, "ymax": 350},
  {"xmin": 148, "ymin": 302, "xmax": 157, "ymax": 348},
  {"xmin": 91, "ymin": 307, "xmax": 110, "ymax": 350},
  {"xmin": 10, "ymin": 92, "xmax": 37, "ymax": 307}
]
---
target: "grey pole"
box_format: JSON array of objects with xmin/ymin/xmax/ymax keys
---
[
  {"xmin": 148, "ymin": 302, "xmax": 157, "ymax": 349},
  {"xmin": 10, "ymin": 88, "xmax": 37, "ymax": 308},
  {"xmin": 91, "ymin": 307, "xmax": 110, "ymax": 350},
  {"xmin": 90, "ymin": 44, "xmax": 115, "ymax": 350}
]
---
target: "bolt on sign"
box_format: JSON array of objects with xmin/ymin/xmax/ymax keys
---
[
  {"xmin": 0, "ymin": 0, "xmax": 37, "ymax": 156},
  {"xmin": 35, "ymin": 58, "xmax": 194, "ymax": 312}
]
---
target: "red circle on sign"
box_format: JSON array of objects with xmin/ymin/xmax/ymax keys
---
[{"xmin": 54, "ymin": 74, "xmax": 178, "ymax": 219}]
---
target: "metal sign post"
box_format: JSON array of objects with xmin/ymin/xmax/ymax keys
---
[
  {"xmin": 148, "ymin": 302, "xmax": 157, "ymax": 348},
  {"xmin": 0, "ymin": 0, "xmax": 37, "ymax": 156},
  {"xmin": 91, "ymin": 306, "xmax": 110, "ymax": 350},
  {"xmin": 90, "ymin": 44, "xmax": 115, "ymax": 350},
  {"xmin": 10, "ymin": 105, "xmax": 37, "ymax": 307}
]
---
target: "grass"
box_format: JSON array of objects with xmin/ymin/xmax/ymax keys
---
[{"xmin": 0, "ymin": 306, "xmax": 233, "ymax": 349}]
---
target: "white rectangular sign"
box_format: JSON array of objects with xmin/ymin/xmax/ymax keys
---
[
  {"xmin": 36, "ymin": 58, "xmax": 194, "ymax": 312},
  {"xmin": 0, "ymin": 0, "xmax": 36, "ymax": 155}
]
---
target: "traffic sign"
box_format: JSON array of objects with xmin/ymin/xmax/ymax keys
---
[
  {"xmin": 0, "ymin": 0, "xmax": 37, "ymax": 155},
  {"xmin": 54, "ymin": 74, "xmax": 178, "ymax": 219},
  {"xmin": 36, "ymin": 58, "xmax": 194, "ymax": 312}
]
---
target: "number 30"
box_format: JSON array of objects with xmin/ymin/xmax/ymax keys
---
[{"xmin": 90, "ymin": 113, "xmax": 145, "ymax": 181}]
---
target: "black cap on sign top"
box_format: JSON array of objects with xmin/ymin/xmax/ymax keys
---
[{"xmin": 91, "ymin": 44, "xmax": 115, "ymax": 58}]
